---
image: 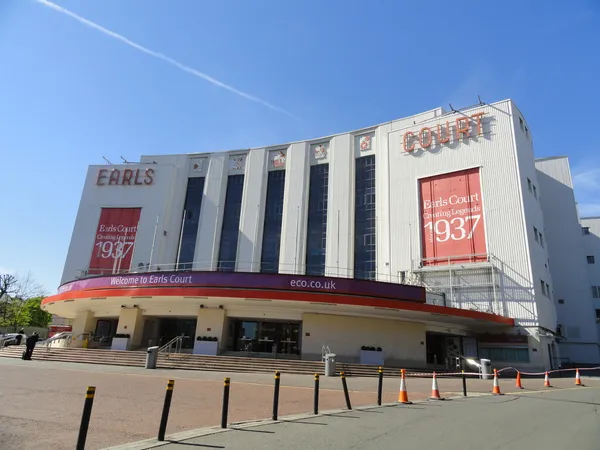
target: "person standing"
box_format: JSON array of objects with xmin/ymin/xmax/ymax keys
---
[{"xmin": 23, "ymin": 332, "xmax": 39, "ymax": 360}]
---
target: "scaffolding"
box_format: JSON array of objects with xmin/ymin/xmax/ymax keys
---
[{"xmin": 410, "ymin": 253, "xmax": 503, "ymax": 316}]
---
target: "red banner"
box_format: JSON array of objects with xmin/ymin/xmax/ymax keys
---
[
  {"xmin": 89, "ymin": 208, "xmax": 142, "ymax": 275},
  {"xmin": 419, "ymin": 168, "xmax": 486, "ymax": 266}
]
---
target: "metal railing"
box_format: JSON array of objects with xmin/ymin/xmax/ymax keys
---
[
  {"xmin": 39, "ymin": 331, "xmax": 73, "ymax": 351},
  {"xmin": 158, "ymin": 336, "xmax": 187, "ymax": 356},
  {"xmin": 74, "ymin": 260, "xmax": 425, "ymax": 286},
  {"xmin": 321, "ymin": 345, "xmax": 332, "ymax": 361},
  {"xmin": 70, "ymin": 253, "xmax": 512, "ymax": 318}
]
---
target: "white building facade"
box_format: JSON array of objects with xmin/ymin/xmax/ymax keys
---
[{"xmin": 43, "ymin": 99, "xmax": 600, "ymax": 370}]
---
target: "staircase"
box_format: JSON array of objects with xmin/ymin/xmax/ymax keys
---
[{"xmin": 0, "ymin": 346, "xmax": 407, "ymax": 377}]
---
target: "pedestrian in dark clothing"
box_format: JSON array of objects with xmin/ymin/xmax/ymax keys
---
[{"xmin": 23, "ymin": 332, "xmax": 39, "ymax": 360}]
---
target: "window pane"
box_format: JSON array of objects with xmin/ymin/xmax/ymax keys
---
[
  {"xmin": 306, "ymin": 164, "xmax": 329, "ymax": 276},
  {"xmin": 261, "ymin": 171, "xmax": 286, "ymax": 273},
  {"xmin": 217, "ymin": 175, "xmax": 245, "ymax": 272},
  {"xmin": 178, "ymin": 177, "xmax": 206, "ymax": 270},
  {"xmin": 354, "ymin": 155, "xmax": 376, "ymax": 280}
]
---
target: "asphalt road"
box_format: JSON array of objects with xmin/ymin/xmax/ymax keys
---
[{"xmin": 147, "ymin": 387, "xmax": 600, "ymax": 450}]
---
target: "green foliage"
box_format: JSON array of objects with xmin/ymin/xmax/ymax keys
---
[
  {"xmin": 0, "ymin": 273, "xmax": 48, "ymax": 328},
  {"xmin": 16, "ymin": 297, "xmax": 52, "ymax": 327}
]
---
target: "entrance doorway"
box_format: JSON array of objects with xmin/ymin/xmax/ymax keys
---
[
  {"xmin": 426, "ymin": 332, "xmax": 471, "ymax": 369},
  {"xmin": 228, "ymin": 319, "xmax": 301, "ymax": 356},
  {"xmin": 158, "ymin": 318, "xmax": 196, "ymax": 349}
]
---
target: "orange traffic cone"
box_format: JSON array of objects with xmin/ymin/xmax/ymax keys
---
[
  {"xmin": 575, "ymin": 369, "xmax": 584, "ymax": 386},
  {"xmin": 430, "ymin": 372, "xmax": 442, "ymax": 400},
  {"xmin": 492, "ymin": 369, "xmax": 502, "ymax": 395},
  {"xmin": 515, "ymin": 371, "xmax": 523, "ymax": 389},
  {"xmin": 398, "ymin": 369, "xmax": 412, "ymax": 404},
  {"xmin": 544, "ymin": 371, "xmax": 552, "ymax": 387}
]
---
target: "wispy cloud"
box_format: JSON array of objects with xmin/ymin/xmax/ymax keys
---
[
  {"xmin": 35, "ymin": 0, "xmax": 295, "ymax": 117},
  {"xmin": 572, "ymin": 164, "xmax": 600, "ymax": 217}
]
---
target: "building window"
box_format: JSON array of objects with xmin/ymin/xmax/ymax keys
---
[
  {"xmin": 519, "ymin": 117, "xmax": 524, "ymax": 131},
  {"xmin": 260, "ymin": 171, "xmax": 286, "ymax": 274},
  {"xmin": 595, "ymin": 309, "xmax": 600, "ymax": 322},
  {"xmin": 540, "ymin": 279, "xmax": 546, "ymax": 296},
  {"xmin": 533, "ymin": 185, "xmax": 537, "ymax": 199},
  {"xmin": 539, "ymin": 232, "xmax": 544, "ymax": 247},
  {"xmin": 217, "ymin": 175, "xmax": 245, "ymax": 272},
  {"xmin": 479, "ymin": 347, "xmax": 529, "ymax": 363},
  {"xmin": 587, "ymin": 255, "xmax": 595, "ymax": 264},
  {"xmin": 527, "ymin": 178, "xmax": 532, "ymax": 192},
  {"xmin": 533, "ymin": 227, "xmax": 539, "ymax": 242},
  {"xmin": 582, "ymin": 227, "xmax": 591, "ymax": 235},
  {"xmin": 592, "ymin": 286, "xmax": 600, "ymax": 299},
  {"xmin": 525, "ymin": 126, "xmax": 529, "ymax": 139},
  {"xmin": 354, "ymin": 156, "xmax": 376, "ymax": 280},
  {"xmin": 306, "ymin": 164, "xmax": 329, "ymax": 276},
  {"xmin": 177, "ymin": 177, "xmax": 205, "ymax": 270},
  {"xmin": 546, "ymin": 282, "xmax": 551, "ymax": 297}
]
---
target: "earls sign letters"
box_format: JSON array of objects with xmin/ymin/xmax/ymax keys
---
[
  {"xmin": 96, "ymin": 168, "xmax": 155, "ymax": 186},
  {"xmin": 403, "ymin": 112, "xmax": 486, "ymax": 153}
]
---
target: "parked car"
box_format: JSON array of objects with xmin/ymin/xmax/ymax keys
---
[{"xmin": 1, "ymin": 332, "xmax": 26, "ymax": 347}]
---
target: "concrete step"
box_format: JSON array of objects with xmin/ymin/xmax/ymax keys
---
[{"xmin": 0, "ymin": 347, "xmax": 408, "ymax": 377}]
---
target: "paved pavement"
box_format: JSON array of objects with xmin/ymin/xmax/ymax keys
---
[
  {"xmin": 114, "ymin": 386, "xmax": 600, "ymax": 450},
  {"xmin": 0, "ymin": 356, "xmax": 598, "ymax": 449}
]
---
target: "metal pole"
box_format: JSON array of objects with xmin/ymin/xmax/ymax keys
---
[
  {"xmin": 149, "ymin": 214, "xmax": 159, "ymax": 270},
  {"xmin": 76, "ymin": 386, "xmax": 96, "ymax": 450},
  {"xmin": 341, "ymin": 372, "xmax": 352, "ymax": 410},
  {"xmin": 377, "ymin": 366, "xmax": 383, "ymax": 406},
  {"xmin": 462, "ymin": 370, "xmax": 467, "ymax": 397},
  {"xmin": 272, "ymin": 371, "xmax": 280, "ymax": 420},
  {"xmin": 314, "ymin": 373, "xmax": 319, "ymax": 414},
  {"xmin": 158, "ymin": 380, "xmax": 175, "ymax": 441},
  {"xmin": 337, "ymin": 209, "xmax": 340, "ymax": 277},
  {"xmin": 294, "ymin": 205, "xmax": 300, "ymax": 273},
  {"xmin": 176, "ymin": 210, "xmax": 187, "ymax": 270}
]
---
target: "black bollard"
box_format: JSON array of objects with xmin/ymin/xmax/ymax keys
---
[
  {"xmin": 272, "ymin": 371, "xmax": 281, "ymax": 421},
  {"xmin": 221, "ymin": 378, "xmax": 230, "ymax": 429},
  {"xmin": 314, "ymin": 373, "xmax": 320, "ymax": 415},
  {"xmin": 377, "ymin": 366, "xmax": 383, "ymax": 406},
  {"xmin": 462, "ymin": 370, "xmax": 467, "ymax": 397},
  {"xmin": 158, "ymin": 380, "xmax": 175, "ymax": 441},
  {"xmin": 76, "ymin": 386, "xmax": 96, "ymax": 450},
  {"xmin": 341, "ymin": 372, "xmax": 352, "ymax": 410}
]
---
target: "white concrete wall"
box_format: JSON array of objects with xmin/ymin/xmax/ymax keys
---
[
  {"xmin": 193, "ymin": 153, "xmax": 229, "ymax": 270},
  {"xmin": 237, "ymin": 148, "xmax": 268, "ymax": 272},
  {"xmin": 195, "ymin": 308, "xmax": 227, "ymax": 353},
  {"xmin": 325, "ymin": 134, "xmax": 353, "ymax": 277},
  {"xmin": 536, "ymin": 158, "xmax": 600, "ymax": 364},
  {"xmin": 279, "ymin": 142, "xmax": 310, "ymax": 274},
  {"xmin": 61, "ymin": 161, "xmax": 185, "ymax": 284},
  {"xmin": 301, "ymin": 313, "xmax": 426, "ymax": 366}
]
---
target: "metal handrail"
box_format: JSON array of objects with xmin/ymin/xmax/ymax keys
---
[
  {"xmin": 158, "ymin": 335, "xmax": 187, "ymax": 356},
  {"xmin": 321, "ymin": 345, "xmax": 331, "ymax": 361},
  {"xmin": 39, "ymin": 331, "xmax": 73, "ymax": 351}
]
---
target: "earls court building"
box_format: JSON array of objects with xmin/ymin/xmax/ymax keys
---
[{"xmin": 43, "ymin": 99, "xmax": 600, "ymax": 371}]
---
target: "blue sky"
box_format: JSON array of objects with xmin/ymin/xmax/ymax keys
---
[{"xmin": 1, "ymin": 0, "xmax": 599, "ymax": 293}]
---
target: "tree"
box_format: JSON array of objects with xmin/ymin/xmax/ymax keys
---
[
  {"xmin": 14, "ymin": 297, "xmax": 52, "ymax": 327},
  {"xmin": 0, "ymin": 272, "xmax": 48, "ymax": 330}
]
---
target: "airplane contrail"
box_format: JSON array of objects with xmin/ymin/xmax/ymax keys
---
[{"xmin": 35, "ymin": 0, "xmax": 295, "ymax": 117}]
